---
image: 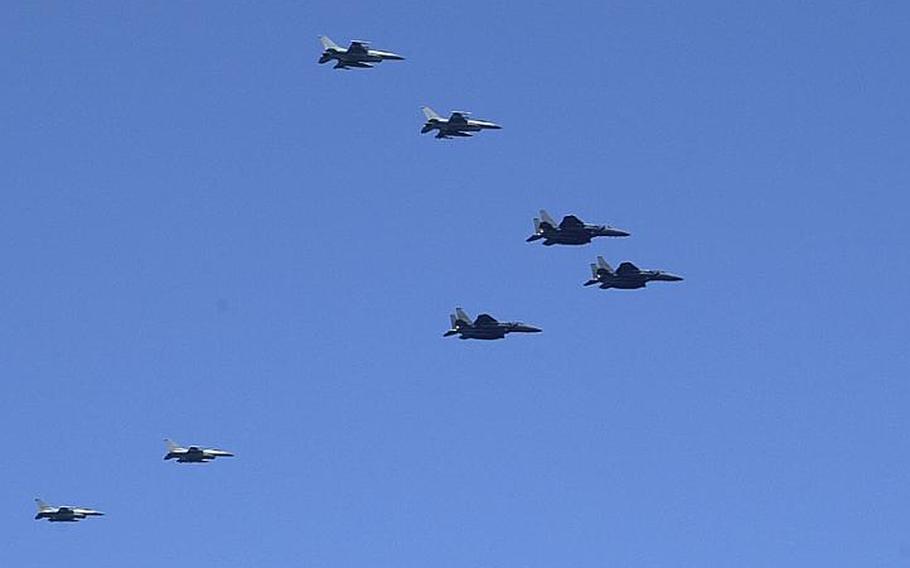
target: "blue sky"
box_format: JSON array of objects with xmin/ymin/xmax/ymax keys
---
[{"xmin": 1, "ymin": 1, "xmax": 908, "ymax": 566}]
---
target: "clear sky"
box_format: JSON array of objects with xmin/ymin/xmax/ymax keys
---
[{"xmin": 2, "ymin": 1, "xmax": 909, "ymax": 566}]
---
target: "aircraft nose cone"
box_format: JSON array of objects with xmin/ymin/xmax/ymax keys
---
[
  {"xmin": 611, "ymin": 228, "xmax": 631, "ymax": 237},
  {"xmin": 665, "ymin": 273, "xmax": 684, "ymax": 281}
]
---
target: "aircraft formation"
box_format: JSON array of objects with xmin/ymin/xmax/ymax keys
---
[{"xmin": 33, "ymin": 33, "xmax": 683, "ymax": 523}]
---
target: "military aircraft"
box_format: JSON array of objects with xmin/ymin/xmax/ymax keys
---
[
  {"xmin": 420, "ymin": 107, "xmax": 502, "ymax": 139},
  {"xmin": 443, "ymin": 307, "xmax": 541, "ymax": 340},
  {"xmin": 318, "ymin": 36, "xmax": 404, "ymax": 69},
  {"xmin": 584, "ymin": 256, "xmax": 683, "ymax": 290},
  {"xmin": 34, "ymin": 498, "xmax": 104, "ymax": 523},
  {"xmin": 526, "ymin": 210, "xmax": 630, "ymax": 245},
  {"xmin": 163, "ymin": 439, "xmax": 235, "ymax": 463}
]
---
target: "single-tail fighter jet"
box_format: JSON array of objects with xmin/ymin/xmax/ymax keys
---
[
  {"xmin": 420, "ymin": 107, "xmax": 502, "ymax": 139},
  {"xmin": 526, "ymin": 210, "xmax": 630, "ymax": 245},
  {"xmin": 34, "ymin": 498, "xmax": 104, "ymax": 523},
  {"xmin": 163, "ymin": 439, "xmax": 235, "ymax": 463},
  {"xmin": 318, "ymin": 36, "xmax": 404, "ymax": 69},
  {"xmin": 584, "ymin": 256, "xmax": 684, "ymax": 290},
  {"xmin": 443, "ymin": 307, "xmax": 541, "ymax": 340}
]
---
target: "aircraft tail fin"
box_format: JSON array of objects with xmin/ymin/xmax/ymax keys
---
[
  {"xmin": 596, "ymin": 256, "xmax": 613, "ymax": 274},
  {"xmin": 526, "ymin": 218, "xmax": 545, "ymax": 242},
  {"xmin": 454, "ymin": 307, "xmax": 472, "ymax": 325},
  {"xmin": 164, "ymin": 438, "xmax": 179, "ymax": 452},
  {"xmin": 539, "ymin": 209, "xmax": 557, "ymax": 228},
  {"xmin": 422, "ymin": 106, "xmax": 442, "ymax": 121},
  {"xmin": 35, "ymin": 498, "xmax": 50, "ymax": 512},
  {"xmin": 583, "ymin": 263, "xmax": 602, "ymax": 286},
  {"xmin": 319, "ymin": 36, "xmax": 341, "ymax": 51}
]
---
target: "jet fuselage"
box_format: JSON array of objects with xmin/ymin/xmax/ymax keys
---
[
  {"xmin": 539, "ymin": 226, "xmax": 630, "ymax": 246},
  {"xmin": 589, "ymin": 271, "xmax": 683, "ymax": 290},
  {"xmin": 447, "ymin": 321, "xmax": 541, "ymax": 340},
  {"xmin": 319, "ymin": 46, "xmax": 404, "ymax": 69}
]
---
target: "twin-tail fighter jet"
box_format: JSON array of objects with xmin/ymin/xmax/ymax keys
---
[
  {"xmin": 443, "ymin": 307, "xmax": 541, "ymax": 340},
  {"xmin": 163, "ymin": 439, "xmax": 235, "ymax": 463},
  {"xmin": 526, "ymin": 210, "xmax": 630, "ymax": 246},
  {"xmin": 34, "ymin": 498, "xmax": 104, "ymax": 523},
  {"xmin": 584, "ymin": 256, "xmax": 683, "ymax": 290},
  {"xmin": 421, "ymin": 107, "xmax": 502, "ymax": 139},
  {"xmin": 318, "ymin": 36, "xmax": 404, "ymax": 69}
]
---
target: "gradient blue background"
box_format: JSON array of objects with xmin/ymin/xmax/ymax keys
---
[{"xmin": 2, "ymin": 2, "xmax": 909, "ymax": 566}]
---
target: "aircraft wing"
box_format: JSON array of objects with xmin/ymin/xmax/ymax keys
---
[
  {"xmin": 448, "ymin": 112, "xmax": 468, "ymax": 124},
  {"xmin": 559, "ymin": 215, "xmax": 585, "ymax": 230},
  {"xmin": 348, "ymin": 41, "xmax": 369, "ymax": 54},
  {"xmin": 616, "ymin": 262, "xmax": 640, "ymax": 275},
  {"xmin": 473, "ymin": 313, "xmax": 499, "ymax": 327}
]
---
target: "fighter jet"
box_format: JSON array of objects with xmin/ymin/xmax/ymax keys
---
[
  {"xmin": 443, "ymin": 307, "xmax": 541, "ymax": 340},
  {"xmin": 420, "ymin": 107, "xmax": 502, "ymax": 139},
  {"xmin": 318, "ymin": 36, "xmax": 404, "ymax": 69},
  {"xmin": 34, "ymin": 498, "xmax": 104, "ymax": 523},
  {"xmin": 163, "ymin": 439, "xmax": 235, "ymax": 463},
  {"xmin": 584, "ymin": 256, "xmax": 683, "ymax": 290},
  {"xmin": 526, "ymin": 210, "xmax": 630, "ymax": 245}
]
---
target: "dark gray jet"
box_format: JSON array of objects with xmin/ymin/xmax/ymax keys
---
[
  {"xmin": 421, "ymin": 107, "xmax": 502, "ymax": 139},
  {"xmin": 34, "ymin": 498, "xmax": 104, "ymax": 523},
  {"xmin": 318, "ymin": 36, "xmax": 404, "ymax": 69},
  {"xmin": 526, "ymin": 209, "xmax": 630, "ymax": 245},
  {"xmin": 443, "ymin": 307, "xmax": 541, "ymax": 340},
  {"xmin": 584, "ymin": 256, "xmax": 683, "ymax": 290},
  {"xmin": 164, "ymin": 439, "xmax": 235, "ymax": 463}
]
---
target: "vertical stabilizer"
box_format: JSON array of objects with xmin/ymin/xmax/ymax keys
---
[
  {"xmin": 539, "ymin": 210, "xmax": 557, "ymax": 228},
  {"xmin": 422, "ymin": 106, "xmax": 442, "ymax": 121},
  {"xmin": 320, "ymin": 36, "xmax": 341, "ymax": 51}
]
